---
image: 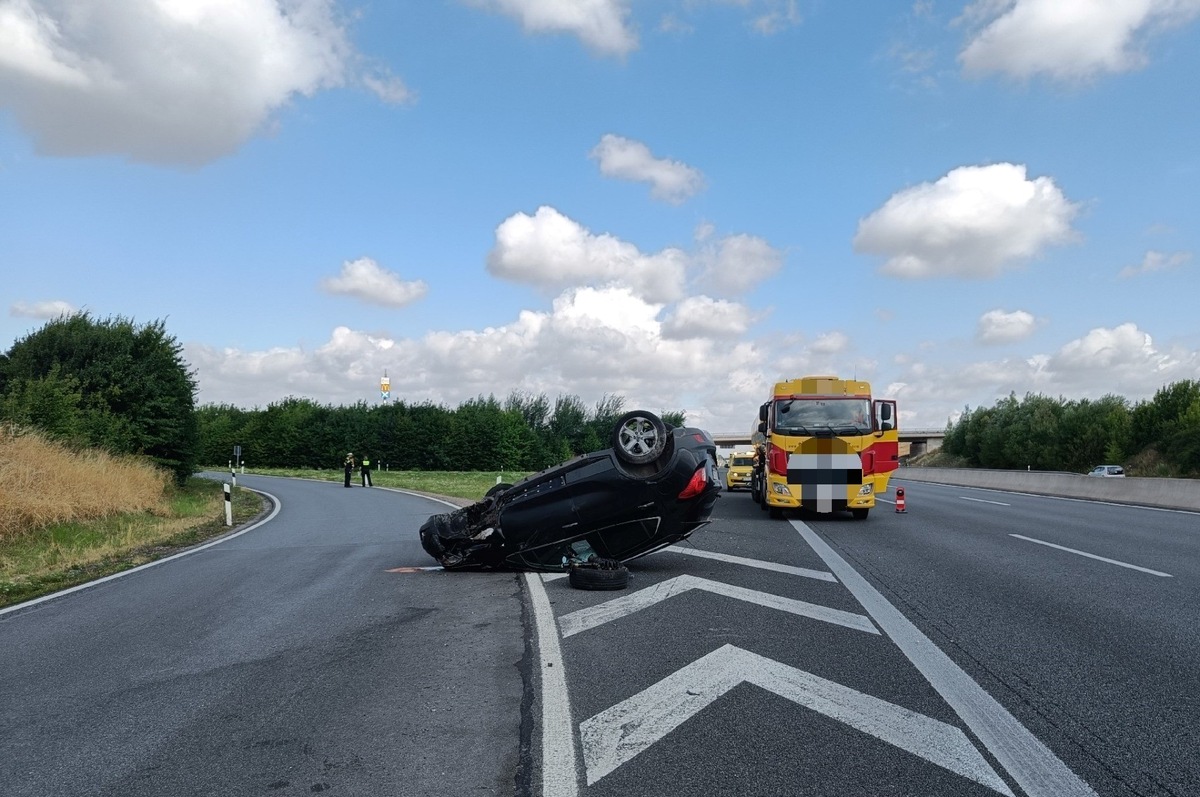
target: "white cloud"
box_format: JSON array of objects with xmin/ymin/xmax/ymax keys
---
[
  {"xmin": 977, "ymin": 308, "xmax": 1037, "ymax": 344},
  {"xmin": 958, "ymin": 0, "xmax": 1200, "ymax": 81},
  {"xmin": 886, "ymin": 322, "xmax": 1200, "ymax": 428},
  {"xmin": 0, "ymin": 0, "xmax": 354, "ymax": 165},
  {"xmin": 697, "ymin": 233, "xmax": 784, "ymax": 295},
  {"xmin": 320, "ymin": 258, "xmax": 428, "ymax": 308},
  {"xmin": 589, "ymin": 134, "xmax": 705, "ymax": 204},
  {"xmin": 361, "ymin": 69, "xmax": 415, "ymax": 105},
  {"xmin": 810, "ymin": 331, "xmax": 850, "ymax": 355},
  {"xmin": 188, "ymin": 286, "xmax": 761, "ymax": 424},
  {"xmin": 473, "ymin": 0, "xmax": 637, "ymax": 56},
  {"xmin": 486, "ymin": 206, "xmax": 688, "ymax": 302},
  {"xmin": 750, "ymin": 0, "xmax": 802, "ymax": 35},
  {"xmin": 1118, "ymin": 250, "xmax": 1191, "ymax": 278},
  {"xmin": 661, "ymin": 296, "xmax": 756, "ymax": 340},
  {"xmin": 10, "ymin": 298, "xmax": 76, "ymax": 319},
  {"xmin": 1052, "ymin": 322, "xmax": 1162, "ymax": 373},
  {"xmin": 853, "ymin": 163, "xmax": 1080, "ymax": 279}
]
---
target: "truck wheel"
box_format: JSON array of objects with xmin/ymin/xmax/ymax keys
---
[
  {"xmin": 768, "ymin": 507, "xmax": 784, "ymax": 519},
  {"xmin": 851, "ymin": 508, "xmax": 869, "ymax": 520}
]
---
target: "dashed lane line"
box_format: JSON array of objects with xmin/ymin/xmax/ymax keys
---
[{"xmin": 1010, "ymin": 534, "xmax": 1173, "ymax": 577}]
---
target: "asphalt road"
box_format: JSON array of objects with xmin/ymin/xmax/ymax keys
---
[
  {"xmin": 536, "ymin": 477, "xmax": 1198, "ymax": 797},
  {"xmin": 1, "ymin": 475, "xmax": 528, "ymax": 797},
  {"xmin": 3, "ymin": 474, "xmax": 1196, "ymax": 797}
]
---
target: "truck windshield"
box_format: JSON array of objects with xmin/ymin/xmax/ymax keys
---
[{"xmin": 774, "ymin": 398, "xmax": 871, "ymax": 435}]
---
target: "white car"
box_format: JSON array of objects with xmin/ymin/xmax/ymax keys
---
[{"xmin": 1087, "ymin": 465, "xmax": 1125, "ymax": 477}]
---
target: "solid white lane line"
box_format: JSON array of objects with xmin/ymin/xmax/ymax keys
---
[
  {"xmin": 0, "ymin": 487, "xmax": 282, "ymax": 617},
  {"xmin": 524, "ymin": 572, "xmax": 579, "ymax": 797},
  {"xmin": 1009, "ymin": 534, "xmax": 1173, "ymax": 578},
  {"xmin": 668, "ymin": 545, "xmax": 837, "ymax": 582},
  {"xmin": 960, "ymin": 497, "xmax": 1011, "ymax": 506},
  {"xmin": 792, "ymin": 520, "xmax": 1100, "ymax": 797},
  {"xmin": 557, "ymin": 574, "xmax": 879, "ymax": 638}
]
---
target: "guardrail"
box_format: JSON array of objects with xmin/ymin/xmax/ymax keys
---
[{"xmin": 894, "ymin": 468, "xmax": 1200, "ymax": 512}]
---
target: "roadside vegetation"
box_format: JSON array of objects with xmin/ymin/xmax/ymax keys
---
[
  {"xmin": 937, "ymin": 381, "xmax": 1200, "ymax": 477},
  {"xmin": 241, "ymin": 466, "xmax": 531, "ymax": 501},
  {"xmin": 0, "ymin": 426, "xmax": 261, "ymax": 608}
]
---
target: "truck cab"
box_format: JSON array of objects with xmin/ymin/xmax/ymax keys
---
[{"xmin": 752, "ymin": 376, "xmax": 898, "ymax": 520}]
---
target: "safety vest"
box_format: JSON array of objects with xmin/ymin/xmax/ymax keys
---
[{"xmin": 362, "ymin": 458, "xmax": 371, "ymax": 468}]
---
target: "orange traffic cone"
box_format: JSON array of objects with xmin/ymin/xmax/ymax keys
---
[{"xmin": 895, "ymin": 487, "xmax": 907, "ymax": 513}]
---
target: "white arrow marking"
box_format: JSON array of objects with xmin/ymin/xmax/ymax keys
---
[
  {"xmin": 557, "ymin": 574, "xmax": 878, "ymax": 638},
  {"xmin": 668, "ymin": 545, "xmax": 837, "ymax": 582},
  {"xmin": 580, "ymin": 644, "xmax": 1014, "ymax": 794}
]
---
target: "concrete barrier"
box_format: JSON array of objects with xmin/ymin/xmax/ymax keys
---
[{"xmin": 894, "ymin": 468, "xmax": 1200, "ymax": 512}]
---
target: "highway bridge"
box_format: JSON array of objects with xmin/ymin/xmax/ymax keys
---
[{"xmin": 710, "ymin": 428, "xmax": 945, "ymax": 458}]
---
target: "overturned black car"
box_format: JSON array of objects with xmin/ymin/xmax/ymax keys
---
[{"xmin": 419, "ymin": 410, "xmax": 721, "ymax": 572}]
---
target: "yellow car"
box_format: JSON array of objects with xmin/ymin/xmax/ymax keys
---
[{"xmin": 725, "ymin": 449, "xmax": 756, "ymax": 491}]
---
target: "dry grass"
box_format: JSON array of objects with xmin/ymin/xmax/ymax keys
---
[
  {"xmin": 1, "ymin": 428, "xmax": 263, "ymax": 607},
  {"xmin": 0, "ymin": 425, "xmax": 171, "ymax": 541}
]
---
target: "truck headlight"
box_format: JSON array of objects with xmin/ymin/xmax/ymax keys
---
[
  {"xmin": 773, "ymin": 483, "xmax": 791, "ymax": 495},
  {"xmin": 857, "ymin": 483, "xmax": 873, "ymax": 496}
]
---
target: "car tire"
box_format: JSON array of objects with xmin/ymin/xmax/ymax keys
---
[
  {"xmin": 569, "ymin": 564, "xmax": 630, "ymax": 591},
  {"xmin": 485, "ymin": 482, "xmax": 512, "ymax": 499},
  {"xmin": 611, "ymin": 410, "xmax": 668, "ymax": 466}
]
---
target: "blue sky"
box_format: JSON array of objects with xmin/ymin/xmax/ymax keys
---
[{"xmin": 2, "ymin": 0, "xmax": 1198, "ymax": 434}]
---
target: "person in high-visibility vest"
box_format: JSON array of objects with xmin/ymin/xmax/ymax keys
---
[{"xmin": 360, "ymin": 454, "xmax": 373, "ymax": 487}]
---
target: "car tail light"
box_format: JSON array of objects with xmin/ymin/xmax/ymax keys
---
[
  {"xmin": 768, "ymin": 443, "xmax": 788, "ymax": 475},
  {"xmin": 677, "ymin": 467, "xmax": 708, "ymax": 500}
]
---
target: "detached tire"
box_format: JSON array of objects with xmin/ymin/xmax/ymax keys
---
[
  {"xmin": 611, "ymin": 410, "xmax": 668, "ymax": 466},
  {"xmin": 569, "ymin": 565, "xmax": 630, "ymax": 591}
]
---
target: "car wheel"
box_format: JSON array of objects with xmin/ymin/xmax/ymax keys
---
[
  {"xmin": 485, "ymin": 482, "xmax": 512, "ymax": 499},
  {"xmin": 568, "ymin": 563, "xmax": 630, "ymax": 591},
  {"xmin": 611, "ymin": 410, "xmax": 668, "ymax": 466}
]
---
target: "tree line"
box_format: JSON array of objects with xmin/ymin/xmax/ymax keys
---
[
  {"xmin": 5, "ymin": 313, "xmax": 1198, "ymax": 478},
  {"xmin": 198, "ymin": 393, "xmax": 687, "ymax": 472},
  {"xmin": 940, "ymin": 381, "xmax": 1200, "ymax": 476},
  {"xmin": 0, "ymin": 315, "xmax": 685, "ymax": 476}
]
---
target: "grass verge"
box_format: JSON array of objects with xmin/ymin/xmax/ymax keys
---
[
  {"xmin": 0, "ymin": 477, "xmax": 264, "ymax": 610},
  {"xmin": 238, "ymin": 467, "xmax": 532, "ymax": 501},
  {"xmin": 1, "ymin": 467, "xmax": 530, "ymax": 610}
]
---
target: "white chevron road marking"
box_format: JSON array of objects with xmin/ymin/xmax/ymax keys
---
[
  {"xmin": 580, "ymin": 643, "xmax": 1014, "ymax": 794},
  {"xmin": 557, "ymin": 574, "xmax": 879, "ymax": 638},
  {"xmin": 667, "ymin": 545, "xmax": 837, "ymax": 581}
]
